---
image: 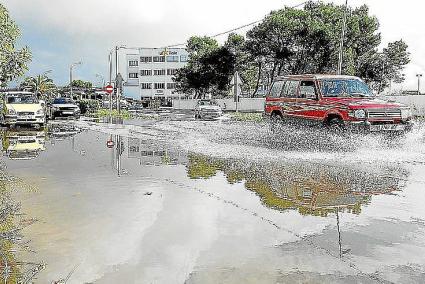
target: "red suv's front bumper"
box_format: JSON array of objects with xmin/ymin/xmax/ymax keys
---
[{"xmin": 345, "ymin": 120, "xmax": 413, "ymax": 133}]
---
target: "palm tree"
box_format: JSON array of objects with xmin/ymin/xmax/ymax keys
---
[{"xmin": 20, "ymin": 73, "xmax": 57, "ymax": 100}]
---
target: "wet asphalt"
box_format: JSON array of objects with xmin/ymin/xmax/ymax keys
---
[{"xmin": 1, "ymin": 116, "xmax": 425, "ymax": 283}]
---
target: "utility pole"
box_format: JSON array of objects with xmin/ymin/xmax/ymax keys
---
[
  {"xmin": 234, "ymin": 71, "xmax": 239, "ymax": 113},
  {"xmin": 115, "ymin": 46, "xmax": 119, "ymax": 112},
  {"xmin": 69, "ymin": 62, "xmax": 82, "ymax": 100},
  {"xmin": 417, "ymin": 74, "xmax": 423, "ymax": 95},
  {"xmin": 380, "ymin": 54, "xmax": 386, "ymax": 94},
  {"xmin": 337, "ymin": 0, "xmax": 348, "ymax": 75},
  {"xmin": 113, "ymin": 45, "xmax": 126, "ymax": 113},
  {"xmin": 70, "ymin": 66, "xmax": 73, "ymax": 99},
  {"xmin": 115, "ymin": 46, "xmax": 118, "ymax": 80}
]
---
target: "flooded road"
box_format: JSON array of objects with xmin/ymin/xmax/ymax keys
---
[{"xmin": 1, "ymin": 118, "xmax": 425, "ymax": 283}]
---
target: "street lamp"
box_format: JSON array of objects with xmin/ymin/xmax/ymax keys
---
[
  {"xmin": 416, "ymin": 74, "xmax": 423, "ymax": 95},
  {"xmin": 70, "ymin": 61, "xmax": 82, "ymax": 100},
  {"xmin": 96, "ymin": 74, "xmax": 105, "ymax": 88},
  {"xmin": 108, "ymin": 45, "xmax": 126, "ymax": 85},
  {"xmin": 107, "ymin": 45, "xmax": 126, "ymax": 115}
]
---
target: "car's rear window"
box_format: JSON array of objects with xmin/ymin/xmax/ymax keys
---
[
  {"xmin": 53, "ymin": 98, "xmax": 72, "ymax": 104},
  {"xmin": 6, "ymin": 95, "xmax": 37, "ymax": 104}
]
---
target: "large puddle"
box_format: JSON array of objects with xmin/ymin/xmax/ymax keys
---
[{"xmin": 0, "ymin": 119, "xmax": 424, "ymax": 283}]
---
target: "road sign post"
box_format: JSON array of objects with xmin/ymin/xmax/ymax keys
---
[
  {"xmin": 115, "ymin": 73, "xmax": 124, "ymax": 114},
  {"xmin": 105, "ymin": 85, "xmax": 114, "ymax": 123},
  {"xmin": 105, "ymin": 85, "xmax": 114, "ymax": 94},
  {"xmin": 106, "ymin": 139, "xmax": 114, "ymax": 148}
]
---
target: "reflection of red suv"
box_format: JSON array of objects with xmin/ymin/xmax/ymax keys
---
[{"xmin": 265, "ymin": 75, "xmax": 413, "ymax": 132}]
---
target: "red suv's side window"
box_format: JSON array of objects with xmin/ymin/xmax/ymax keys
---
[
  {"xmin": 284, "ymin": 80, "xmax": 299, "ymax": 98},
  {"xmin": 269, "ymin": 81, "xmax": 286, "ymax": 98},
  {"xmin": 299, "ymin": 81, "xmax": 318, "ymax": 99}
]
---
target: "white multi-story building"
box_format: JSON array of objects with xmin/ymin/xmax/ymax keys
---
[{"xmin": 124, "ymin": 48, "xmax": 189, "ymax": 101}]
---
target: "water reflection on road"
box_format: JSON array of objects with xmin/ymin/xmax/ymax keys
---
[
  {"xmin": 1, "ymin": 119, "xmax": 424, "ymax": 283},
  {"xmin": 0, "ymin": 123, "xmax": 81, "ymax": 283},
  {"xmin": 185, "ymin": 153, "xmax": 408, "ymax": 217}
]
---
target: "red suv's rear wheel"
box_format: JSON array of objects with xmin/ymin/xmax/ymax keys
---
[{"xmin": 270, "ymin": 112, "xmax": 284, "ymax": 132}]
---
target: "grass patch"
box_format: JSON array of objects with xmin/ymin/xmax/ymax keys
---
[
  {"xmin": 95, "ymin": 109, "xmax": 132, "ymax": 119},
  {"xmin": 230, "ymin": 112, "xmax": 264, "ymax": 122}
]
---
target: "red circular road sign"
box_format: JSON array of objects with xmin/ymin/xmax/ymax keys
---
[
  {"xmin": 105, "ymin": 85, "xmax": 114, "ymax": 94},
  {"xmin": 106, "ymin": 140, "xmax": 114, "ymax": 148}
]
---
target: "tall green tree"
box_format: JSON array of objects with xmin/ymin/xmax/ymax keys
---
[
  {"xmin": 174, "ymin": 36, "xmax": 236, "ymax": 98},
  {"xmin": 20, "ymin": 73, "xmax": 56, "ymax": 100},
  {"xmin": 224, "ymin": 33, "xmax": 258, "ymax": 96},
  {"xmin": 358, "ymin": 40, "xmax": 410, "ymax": 92},
  {"xmin": 186, "ymin": 36, "xmax": 219, "ymax": 61},
  {"xmin": 245, "ymin": 1, "xmax": 409, "ymax": 92},
  {"xmin": 71, "ymin": 79, "xmax": 93, "ymax": 89},
  {"xmin": 0, "ymin": 4, "xmax": 31, "ymax": 87}
]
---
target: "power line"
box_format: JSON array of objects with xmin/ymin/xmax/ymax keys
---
[{"xmin": 164, "ymin": 0, "xmax": 312, "ymax": 48}]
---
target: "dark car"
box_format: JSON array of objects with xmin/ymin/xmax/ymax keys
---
[{"xmin": 49, "ymin": 98, "xmax": 81, "ymax": 120}]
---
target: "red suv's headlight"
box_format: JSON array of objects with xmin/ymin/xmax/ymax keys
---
[{"xmin": 349, "ymin": 109, "xmax": 366, "ymax": 119}]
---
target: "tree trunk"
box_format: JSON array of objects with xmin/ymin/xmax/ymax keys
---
[
  {"xmin": 252, "ymin": 61, "xmax": 262, "ymax": 97},
  {"xmin": 269, "ymin": 61, "xmax": 279, "ymax": 90}
]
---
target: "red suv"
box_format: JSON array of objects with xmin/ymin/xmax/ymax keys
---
[{"xmin": 265, "ymin": 74, "xmax": 413, "ymax": 132}]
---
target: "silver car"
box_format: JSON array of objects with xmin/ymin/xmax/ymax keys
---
[
  {"xmin": 49, "ymin": 97, "xmax": 80, "ymax": 120},
  {"xmin": 194, "ymin": 100, "xmax": 223, "ymax": 120}
]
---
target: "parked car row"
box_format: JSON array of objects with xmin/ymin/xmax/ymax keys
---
[
  {"xmin": 0, "ymin": 92, "xmax": 81, "ymax": 128},
  {"xmin": 1, "ymin": 74, "xmax": 415, "ymax": 134}
]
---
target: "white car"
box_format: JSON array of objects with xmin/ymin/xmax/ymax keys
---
[
  {"xmin": 194, "ymin": 100, "xmax": 223, "ymax": 120},
  {"xmin": 2, "ymin": 92, "xmax": 46, "ymax": 127}
]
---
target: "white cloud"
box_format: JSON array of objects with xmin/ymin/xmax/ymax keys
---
[{"xmin": 3, "ymin": 0, "xmax": 425, "ymax": 90}]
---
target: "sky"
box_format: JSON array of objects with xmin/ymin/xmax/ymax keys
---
[{"xmin": 3, "ymin": 0, "xmax": 425, "ymax": 93}]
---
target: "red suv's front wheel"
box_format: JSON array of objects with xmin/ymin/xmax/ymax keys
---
[{"xmin": 327, "ymin": 118, "xmax": 346, "ymax": 132}]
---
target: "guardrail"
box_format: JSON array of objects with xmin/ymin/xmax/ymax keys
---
[
  {"xmin": 172, "ymin": 98, "xmax": 265, "ymax": 112},
  {"xmin": 385, "ymin": 95, "xmax": 425, "ymax": 116}
]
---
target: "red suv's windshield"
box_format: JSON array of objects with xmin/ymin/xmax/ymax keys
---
[{"xmin": 320, "ymin": 79, "xmax": 373, "ymax": 98}]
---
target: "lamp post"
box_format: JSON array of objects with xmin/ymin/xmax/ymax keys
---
[
  {"xmin": 70, "ymin": 61, "xmax": 82, "ymax": 100},
  {"xmin": 108, "ymin": 45, "xmax": 126, "ymax": 114},
  {"xmin": 337, "ymin": 0, "xmax": 348, "ymax": 75},
  {"xmin": 96, "ymin": 74, "xmax": 105, "ymax": 88},
  {"xmin": 417, "ymin": 74, "xmax": 423, "ymax": 95},
  {"xmin": 108, "ymin": 45, "xmax": 126, "ymax": 85}
]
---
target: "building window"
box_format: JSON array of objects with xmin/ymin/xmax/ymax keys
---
[
  {"xmin": 129, "ymin": 73, "xmax": 139, "ymax": 79},
  {"xmin": 153, "ymin": 56, "xmax": 165, "ymax": 63},
  {"xmin": 140, "ymin": 70, "xmax": 152, "ymax": 76},
  {"xmin": 140, "ymin": 56, "xmax": 152, "ymax": 63},
  {"xmin": 166, "ymin": 55, "xmax": 179, "ymax": 62},
  {"xmin": 154, "ymin": 69, "xmax": 166, "ymax": 76},
  {"xmin": 129, "ymin": 60, "xmax": 138, "ymax": 67},
  {"xmin": 154, "ymin": 83, "xmax": 165, "ymax": 89},
  {"xmin": 141, "ymin": 83, "xmax": 152, "ymax": 89},
  {"xmin": 167, "ymin": 69, "xmax": 178, "ymax": 76},
  {"xmin": 180, "ymin": 55, "xmax": 188, "ymax": 62},
  {"xmin": 167, "ymin": 83, "xmax": 177, "ymax": 89}
]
